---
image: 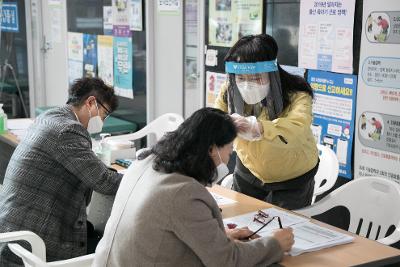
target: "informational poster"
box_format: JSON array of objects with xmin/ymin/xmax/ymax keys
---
[
  {"xmin": 103, "ymin": 6, "xmax": 113, "ymax": 35},
  {"xmin": 298, "ymin": 0, "xmax": 356, "ymax": 74},
  {"xmin": 308, "ymin": 70, "xmax": 357, "ymax": 179},
  {"xmin": 83, "ymin": 34, "xmax": 98, "ymax": 78},
  {"xmin": 98, "ymin": 35, "xmax": 114, "ymax": 86},
  {"xmin": 206, "ymin": 71, "xmax": 227, "ymax": 107},
  {"xmin": 208, "ymin": 0, "xmax": 263, "ymax": 47},
  {"xmin": 130, "ymin": 0, "xmax": 143, "ymax": 31},
  {"xmin": 157, "ymin": 0, "xmax": 181, "ymax": 14},
  {"xmin": 1, "ymin": 2, "xmax": 19, "ymax": 32},
  {"xmin": 112, "ymin": 0, "xmax": 131, "ymax": 37},
  {"xmin": 67, "ymin": 32, "xmax": 83, "ymax": 85},
  {"xmin": 114, "ymin": 37, "xmax": 133, "ymax": 99},
  {"xmin": 48, "ymin": 0, "xmax": 63, "ymax": 43},
  {"xmin": 354, "ymin": 0, "xmax": 400, "ymax": 182}
]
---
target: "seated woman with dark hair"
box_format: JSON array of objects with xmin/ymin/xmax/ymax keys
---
[{"xmin": 93, "ymin": 107, "xmax": 294, "ymax": 267}]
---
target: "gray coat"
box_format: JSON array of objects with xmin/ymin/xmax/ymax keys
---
[
  {"xmin": 93, "ymin": 156, "xmax": 283, "ymax": 267},
  {"xmin": 0, "ymin": 105, "xmax": 122, "ymax": 266}
]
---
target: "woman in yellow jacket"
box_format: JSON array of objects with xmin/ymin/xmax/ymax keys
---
[{"xmin": 215, "ymin": 34, "xmax": 319, "ymax": 210}]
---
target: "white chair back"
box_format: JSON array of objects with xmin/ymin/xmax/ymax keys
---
[
  {"xmin": 8, "ymin": 243, "xmax": 94, "ymax": 267},
  {"xmin": 0, "ymin": 231, "xmax": 46, "ymax": 261},
  {"xmin": 1, "ymin": 230, "xmax": 94, "ymax": 267},
  {"xmin": 105, "ymin": 113, "xmax": 184, "ymax": 143},
  {"xmin": 312, "ymin": 144, "xmax": 339, "ymax": 203},
  {"xmin": 88, "ymin": 113, "xmax": 184, "ymax": 233},
  {"xmin": 296, "ymin": 176, "xmax": 400, "ymax": 245}
]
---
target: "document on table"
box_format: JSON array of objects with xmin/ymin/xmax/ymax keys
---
[
  {"xmin": 223, "ymin": 208, "xmax": 354, "ymax": 256},
  {"xmin": 224, "ymin": 207, "xmax": 309, "ymax": 233},
  {"xmin": 289, "ymin": 221, "xmax": 354, "ymax": 256},
  {"xmin": 210, "ymin": 192, "xmax": 237, "ymax": 205}
]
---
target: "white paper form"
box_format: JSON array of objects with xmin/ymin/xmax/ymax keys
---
[
  {"xmin": 223, "ymin": 208, "xmax": 354, "ymax": 256},
  {"xmin": 290, "ymin": 221, "xmax": 354, "ymax": 256},
  {"xmin": 223, "ymin": 208, "xmax": 309, "ymax": 234},
  {"xmin": 210, "ymin": 192, "xmax": 237, "ymax": 206}
]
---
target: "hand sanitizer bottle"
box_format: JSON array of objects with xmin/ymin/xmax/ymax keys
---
[{"xmin": 0, "ymin": 103, "xmax": 8, "ymax": 134}]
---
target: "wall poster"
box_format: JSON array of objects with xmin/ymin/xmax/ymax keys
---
[
  {"xmin": 114, "ymin": 37, "xmax": 133, "ymax": 99},
  {"xmin": 67, "ymin": 32, "xmax": 83, "ymax": 85},
  {"xmin": 206, "ymin": 71, "xmax": 227, "ymax": 107},
  {"xmin": 98, "ymin": 35, "xmax": 114, "ymax": 87},
  {"xmin": 354, "ymin": 0, "xmax": 400, "ymax": 182},
  {"xmin": 298, "ymin": 0, "xmax": 356, "ymax": 74},
  {"xmin": 83, "ymin": 34, "xmax": 98, "ymax": 78},
  {"xmin": 208, "ymin": 0, "xmax": 263, "ymax": 47},
  {"xmin": 308, "ymin": 70, "xmax": 357, "ymax": 179}
]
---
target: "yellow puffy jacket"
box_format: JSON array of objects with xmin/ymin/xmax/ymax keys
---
[{"xmin": 215, "ymin": 83, "xmax": 318, "ymax": 183}]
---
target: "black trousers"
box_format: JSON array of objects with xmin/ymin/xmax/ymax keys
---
[{"xmin": 233, "ymin": 159, "xmax": 319, "ymax": 210}]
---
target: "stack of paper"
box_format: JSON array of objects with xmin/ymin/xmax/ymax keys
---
[{"xmin": 223, "ymin": 207, "xmax": 354, "ymax": 256}]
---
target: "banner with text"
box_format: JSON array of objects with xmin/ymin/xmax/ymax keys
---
[
  {"xmin": 308, "ymin": 70, "xmax": 357, "ymax": 179},
  {"xmin": 299, "ymin": 0, "xmax": 356, "ymax": 74},
  {"xmin": 355, "ymin": 0, "xmax": 400, "ymax": 182}
]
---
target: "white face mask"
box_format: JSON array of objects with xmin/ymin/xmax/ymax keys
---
[
  {"xmin": 87, "ymin": 101, "xmax": 104, "ymax": 134},
  {"xmin": 236, "ymin": 81, "xmax": 270, "ymax": 105},
  {"xmin": 211, "ymin": 149, "xmax": 229, "ymax": 185}
]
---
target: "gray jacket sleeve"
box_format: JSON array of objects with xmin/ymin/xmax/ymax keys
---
[
  {"xmin": 170, "ymin": 182, "xmax": 284, "ymax": 267},
  {"xmin": 54, "ymin": 124, "xmax": 122, "ymax": 195}
]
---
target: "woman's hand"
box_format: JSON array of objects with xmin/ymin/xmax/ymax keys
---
[
  {"xmin": 272, "ymin": 227, "xmax": 295, "ymax": 252},
  {"xmin": 225, "ymin": 226, "xmax": 260, "ymax": 241},
  {"xmin": 230, "ymin": 114, "xmax": 263, "ymax": 141}
]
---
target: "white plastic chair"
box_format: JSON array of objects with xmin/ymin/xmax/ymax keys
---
[
  {"xmin": 295, "ymin": 176, "xmax": 400, "ymax": 245},
  {"xmin": 88, "ymin": 113, "xmax": 184, "ymax": 233},
  {"xmin": 105, "ymin": 113, "xmax": 184, "ymax": 146},
  {"xmin": 312, "ymin": 144, "xmax": 339, "ymax": 204},
  {"xmin": 0, "ymin": 230, "xmax": 94, "ymax": 266}
]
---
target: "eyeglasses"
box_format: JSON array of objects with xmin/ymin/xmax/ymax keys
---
[
  {"xmin": 97, "ymin": 100, "xmax": 111, "ymax": 119},
  {"xmin": 243, "ymin": 210, "xmax": 282, "ymax": 240}
]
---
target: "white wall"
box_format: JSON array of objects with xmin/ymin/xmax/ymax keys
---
[{"xmin": 147, "ymin": 1, "xmax": 184, "ymax": 121}]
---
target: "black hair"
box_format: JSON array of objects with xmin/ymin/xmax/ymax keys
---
[
  {"xmin": 66, "ymin": 77, "xmax": 118, "ymax": 112},
  {"xmin": 378, "ymin": 16, "xmax": 382, "ymax": 20},
  {"xmin": 224, "ymin": 33, "xmax": 313, "ymax": 110},
  {"xmin": 139, "ymin": 107, "xmax": 237, "ymax": 185}
]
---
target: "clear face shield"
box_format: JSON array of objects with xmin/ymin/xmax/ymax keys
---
[{"xmin": 225, "ymin": 60, "xmax": 278, "ymax": 105}]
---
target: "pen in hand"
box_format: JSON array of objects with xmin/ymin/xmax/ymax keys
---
[{"xmin": 242, "ymin": 216, "xmax": 282, "ymax": 240}]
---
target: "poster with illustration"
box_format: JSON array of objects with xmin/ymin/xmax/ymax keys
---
[
  {"xmin": 355, "ymin": 0, "xmax": 400, "ymax": 182},
  {"xmin": 114, "ymin": 37, "xmax": 133, "ymax": 99},
  {"xmin": 205, "ymin": 71, "xmax": 227, "ymax": 107},
  {"xmin": 308, "ymin": 70, "xmax": 357, "ymax": 179},
  {"xmin": 208, "ymin": 0, "xmax": 262, "ymax": 47},
  {"xmin": 83, "ymin": 34, "xmax": 97, "ymax": 78},
  {"xmin": 112, "ymin": 0, "xmax": 131, "ymax": 37},
  {"xmin": 98, "ymin": 35, "xmax": 114, "ymax": 86},
  {"xmin": 298, "ymin": 0, "xmax": 356, "ymax": 74}
]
